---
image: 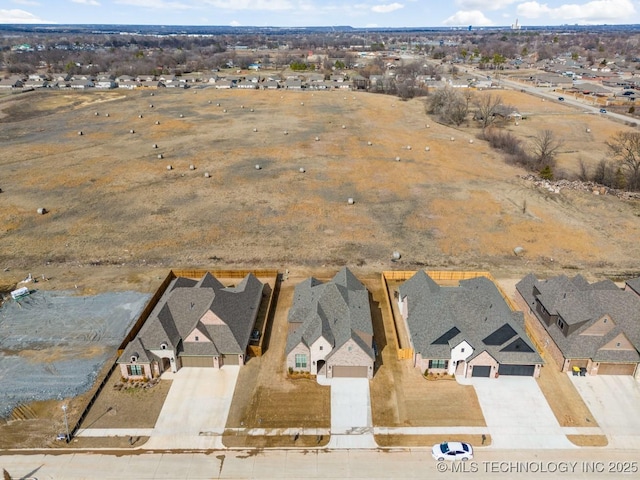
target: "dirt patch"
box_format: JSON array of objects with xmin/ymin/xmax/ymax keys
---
[
  {"xmin": 225, "ymin": 276, "xmax": 331, "ymax": 431},
  {"xmin": 566, "ymin": 435, "xmax": 609, "ymax": 447},
  {"xmin": 222, "ymin": 433, "xmax": 329, "ymax": 448},
  {"xmin": 375, "ymin": 434, "xmax": 490, "ymax": 448},
  {"xmin": 79, "ymin": 368, "xmax": 172, "ymax": 430}
]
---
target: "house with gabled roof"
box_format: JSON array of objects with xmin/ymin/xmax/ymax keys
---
[
  {"xmin": 517, "ymin": 274, "xmax": 640, "ymax": 376},
  {"xmin": 398, "ymin": 271, "xmax": 542, "ymax": 378},
  {"xmin": 286, "ymin": 267, "xmax": 375, "ymax": 379},
  {"xmin": 118, "ymin": 272, "xmax": 264, "ymax": 379}
]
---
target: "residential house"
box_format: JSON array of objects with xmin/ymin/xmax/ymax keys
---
[
  {"xmin": 398, "ymin": 271, "xmax": 542, "ymax": 378},
  {"xmin": 516, "ymin": 274, "xmax": 640, "ymax": 377},
  {"xmin": 118, "ymin": 272, "xmax": 264, "ymax": 380},
  {"xmin": 0, "ymin": 76, "xmax": 24, "ymax": 89},
  {"xmin": 285, "ymin": 267, "xmax": 375, "ymax": 379}
]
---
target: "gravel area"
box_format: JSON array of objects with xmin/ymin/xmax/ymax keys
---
[{"xmin": 0, "ymin": 288, "xmax": 149, "ymax": 417}]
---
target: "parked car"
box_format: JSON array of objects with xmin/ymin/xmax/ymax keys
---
[
  {"xmin": 599, "ymin": 108, "xmax": 607, "ymax": 113},
  {"xmin": 558, "ymin": 96, "xmax": 565, "ymax": 101},
  {"xmin": 432, "ymin": 441, "xmax": 474, "ymax": 461}
]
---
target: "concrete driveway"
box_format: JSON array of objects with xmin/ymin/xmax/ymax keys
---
[
  {"xmin": 327, "ymin": 377, "xmax": 376, "ymax": 448},
  {"xmin": 144, "ymin": 366, "xmax": 240, "ymax": 449},
  {"xmin": 465, "ymin": 376, "xmax": 575, "ymax": 449},
  {"xmin": 569, "ymin": 374, "xmax": 640, "ymax": 448}
]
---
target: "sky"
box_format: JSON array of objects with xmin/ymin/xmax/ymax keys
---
[{"xmin": 0, "ymin": 0, "xmax": 638, "ymax": 28}]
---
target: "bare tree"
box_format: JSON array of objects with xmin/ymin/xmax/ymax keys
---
[
  {"xmin": 474, "ymin": 93, "xmax": 503, "ymax": 131},
  {"xmin": 530, "ymin": 129, "xmax": 562, "ymax": 170},
  {"xmin": 606, "ymin": 131, "xmax": 640, "ymax": 191},
  {"xmin": 426, "ymin": 87, "xmax": 468, "ymax": 126}
]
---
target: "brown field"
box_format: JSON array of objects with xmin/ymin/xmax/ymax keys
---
[{"xmin": 1, "ymin": 85, "xmax": 639, "ymax": 448}]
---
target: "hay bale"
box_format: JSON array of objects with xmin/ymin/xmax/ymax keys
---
[
  {"xmin": 253, "ymin": 128, "xmax": 258, "ymax": 132},
  {"xmin": 255, "ymin": 164, "xmax": 261, "ymax": 170},
  {"xmin": 450, "ymin": 137, "xmax": 455, "ymax": 141},
  {"xmin": 179, "ymin": 114, "xmax": 184, "ymax": 118},
  {"xmin": 153, "ymin": 144, "xmax": 158, "ymax": 148},
  {"xmin": 130, "ymin": 129, "xmax": 135, "ymax": 134},
  {"xmin": 149, "ymin": 104, "xmax": 154, "ymax": 108},
  {"xmin": 166, "ymin": 165, "xmax": 172, "ymax": 170},
  {"xmin": 189, "ymin": 164, "xmax": 195, "ymax": 170},
  {"xmin": 392, "ymin": 251, "xmax": 401, "ymax": 260},
  {"xmin": 78, "ymin": 131, "xmax": 83, "ymax": 136},
  {"xmin": 241, "ymin": 105, "xmax": 244, "ymax": 109},
  {"xmin": 299, "ymin": 167, "xmax": 305, "ymax": 173},
  {"xmin": 158, "ymin": 154, "xmax": 163, "ymax": 159},
  {"xmin": 342, "ymin": 125, "xmax": 346, "ymax": 129},
  {"xmin": 139, "ymin": 114, "xmax": 143, "ymax": 118},
  {"xmin": 315, "ymin": 136, "xmax": 320, "ymax": 141},
  {"xmin": 300, "ymin": 102, "xmax": 304, "ymax": 106},
  {"xmin": 425, "ymin": 146, "xmax": 430, "ymax": 151},
  {"xmin": 105, "ymin": 113, "xmax": 109, "ymax": 117},
  {"xmin": 469, "ymin": 139, "xmax": 474, "ymax": 144},
  {"xmin": 284, "ymin": 130, "xmax": 288, "ymax": 135},
  {"xmin": 406, "ymin": 145, "xmax": 411, "ymax": 150},
  {"xmin": 586, "ymin": 128, "xmax": 591, "ymax": 133},
  {"xmin": 208, "ymin": 100, "xmax": 212, "ymax": 104},
  {"xmin": 223, "ymin": 109, "xmax": 227, "ymax": 113},
  {"xmin": 250, "ymin": 108, "xmax": 254, "ymax": 112},
  {"xmin": 367, "ymin": 141, "xmax": 372, "ymax": 146},
  {"xmin": 395, "ymin": 156, "xmax": 401, "ymax": 162},
  {"xmin": 216, "ymin": 103, "xmax": 221, "ymax": 107},
  {"xmin": 37, "ymin": 207, "xmax": 47, "ymax": 215},
  {"xmin": 204, "ymin": 172, "xmax": 211, "ymax": 178},
  {"xmin": 155, "ymin": 121, "xmax": 160, "ymax": 125},
  {"xmin": 95, "ymin": 112, "xmax": 99, "ymax": 116},
  {"xmin": 347, "ymin": 197, "xmax": 355, "ymax": 205},
  {"xmin": 150, "ymin": 93, "xmax": 154, "ymax": 96}
]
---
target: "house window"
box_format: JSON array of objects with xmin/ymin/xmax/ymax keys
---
[
  {"xmin": 557, "ymin": 318, "xmax": 565, "ymax": 330},
  {"xmin": 461, "ymin": 348, "xmax": 465, "ymax": 353},
  {"xmin": 428, "ymin": 359, "xmax": 449, "ymax": 369},
  {"xmin": 127, "ymin": 364, "xmax": 143, "ymax": 376},
  {"xmin": 295, "ymin": 354, "xmax": 307, "ymax": 369},
  {"xmin": 319, "ymin": 346, "xmax": 323, "ymax": 351},
  {"xmin": 195, "ymin": 336, "xmax": 199, "ymax": 341}
]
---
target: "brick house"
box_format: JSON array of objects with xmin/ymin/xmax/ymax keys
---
[{"xmin": 285, "ymin": 267, "xmax": 375, "ymax": 379}]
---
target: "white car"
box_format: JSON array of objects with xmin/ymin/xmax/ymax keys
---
[{"xmin": 432, "ymin": 441, "xmax": 473, "ymax": 461}]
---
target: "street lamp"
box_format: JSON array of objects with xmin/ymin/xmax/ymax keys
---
[{"xmin": 62, "ymin": 404, "xmax": 70, "ymax": 443}]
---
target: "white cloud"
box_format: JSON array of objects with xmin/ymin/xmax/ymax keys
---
[
  {"xmin": 12, "ymin": 0, "xmax": 40, "ymax": 6},
  {"xmin": 455, "ymin": 0, "xmax": 518, "ymax": 10},
  {"xmin": 517, "ymin": 0, "xmax": 635, "ymax": 23},
  {"xmin": 0, "ymin": 8, "xmax": 54, "ymax": 22},
  {"xmin": 443, "ymin": 9, "xmax": 494, "ymax": 25},
  {"xmin": 203, "ymin": 0, "xmax": 294, "ymax": 10},
  {"xmin": 371, "ymin": 2, "xmax": 404, "ymax": 13},
  {"xmin": 114, "ymin": 0, "xmax": 193, "ymax": 9},
  {"xmin": 229, "ymin": 19, "xmax": 241, "ymax": 25},
  {"xmin": 72, "ymin": 0, "xmax": 100, "ymax": 5}
]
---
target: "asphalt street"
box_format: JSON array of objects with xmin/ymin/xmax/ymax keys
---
[{"xmin": 3, "ymin": 448, "xmax": 640, "ymax": 479}]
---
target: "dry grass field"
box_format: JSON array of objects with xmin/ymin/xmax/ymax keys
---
[{"xmin": 1, "ymin": 84, "xmax": 639, "ymax": 448}]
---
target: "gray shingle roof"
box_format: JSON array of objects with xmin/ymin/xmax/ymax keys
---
[
  {"xmin": 516, "ymin": 274, "xmax": 640, "ymax": 363},
  {"xmin": 399, "ymin": 272, "xmax": 542, "ymax": 365},
  {"xmin": 286, "ymin": 267, "xmax": 374, "ymax": 359},
  {"xmin": 625, "ymin": 277, "xmax": 640, "ymax": 295},
  {"xmin": 119, "ymin": 273, "xmax": 263, "ymax": 363}
]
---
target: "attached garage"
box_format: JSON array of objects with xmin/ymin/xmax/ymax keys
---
[
  {"xmin": 471, "ymin": 365, "xmax": 492, "ymax": 377},
  {"xmin": 499, "ymin": 364, "xmax": 536, "ymax": 376},
  {"xmin": 597, "ymin": 363, "xmax": 637, "ymax": 375},
  {"xmin": 331, "ymin": 365, "xmax": 368, "ymax": 378},
  {"xmin": 221, "ymin": 354, "xmax": 240, "ymax": 366},
  {"xmin": 181, "ymin": 355, "xmax": 215, "ymax": 368}
]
